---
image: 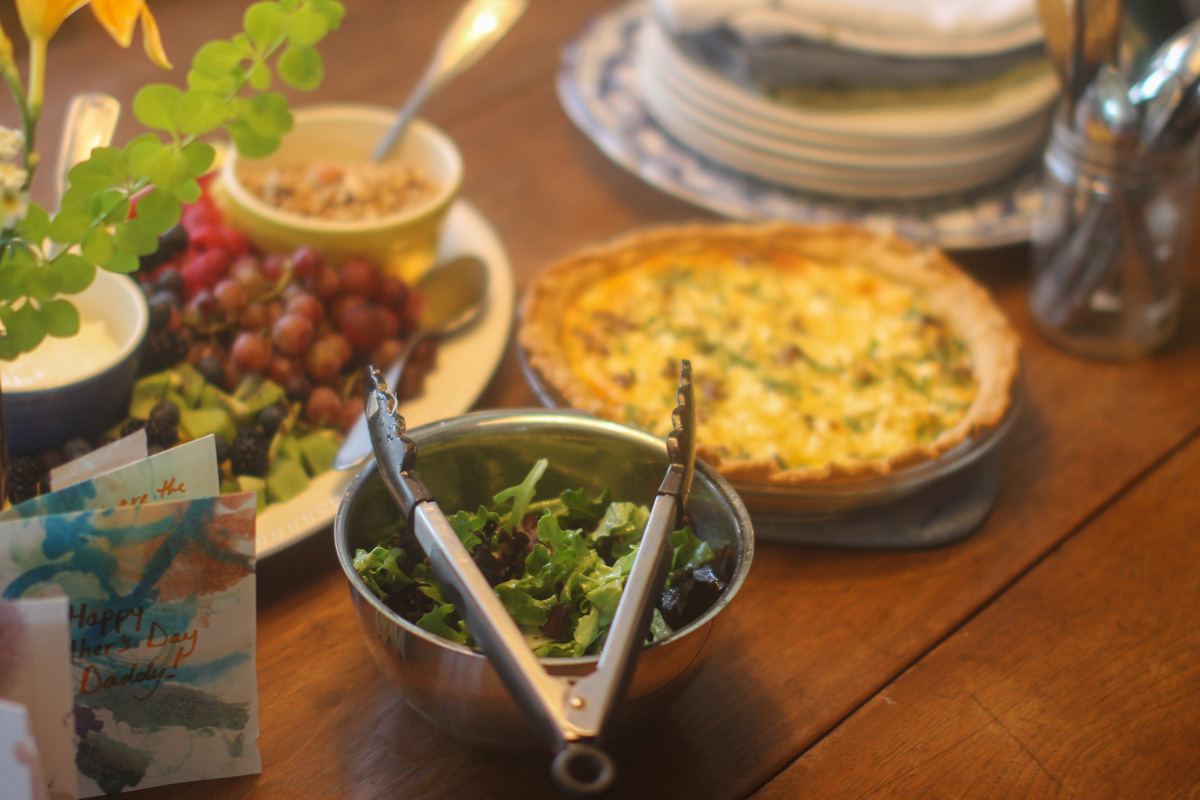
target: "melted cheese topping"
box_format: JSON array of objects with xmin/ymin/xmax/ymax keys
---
[{"xmin": 558, "ymin": 251, "xmax": 977, "ymax": 470}]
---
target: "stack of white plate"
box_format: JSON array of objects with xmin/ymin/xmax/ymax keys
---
[{"xmin": 634, "ymin": 15, "xmax": 1060, "ymax": 200}]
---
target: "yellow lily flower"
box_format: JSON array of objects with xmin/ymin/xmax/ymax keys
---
[
  {"xmin": 15, "ymin": 0, "xmax": 171, "ymax": 69},
  {"xmin": 90, "ymin": 0, "xmax": 172, "ymax": 69},
  {"xmin": 13, "ymin": 0, "xmax": 88, "ymax": 43}
]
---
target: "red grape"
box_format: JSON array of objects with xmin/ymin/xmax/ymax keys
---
[
  {"xmin": 331, "ymin": 294, "xmax": 366, "ymax": 324},
  {"xmin": 214, "ymin": 279, "xmax": 248, "ymax": 316},
  {"xmin": 378, "ymin": 275, "xmax": 409, "ymax": 312},
  {"xmin": 326, "ymin": 333, "xmax": 353, "ymax": 365},
  {"xmin": 230, "ymin": 256, "xmax": 269, "ymax": 298},
  {"xmin": 369, "ymin": 338, "xmax": 406, "ymax": 368},
  {"xmin": 264, "ymin": 299, "xmax": 284, "ymax": 326},
  {"xmin": 340, "ymin": 258, "xmax": 380, "ymax": 297},
  {"xmin": 339, "ymin": 304, "xmax": 385, "ymax": 352},
  {"xmin": 378, "ymin": 308, "xmax": 401, "ymax": 339},
  {"xmin": 291, "ymin": 246, "xmax": 322, "ymax": 280},
  {"xmin": 309, "ymin": 265, "xmax": 341, "ymax": 301},
  {"xmin": 231, "ymin": 332, "xmax": 272, "ymax": 374},
  {"xmin": 272, "ymin": 312, "xmax": 314, "ymax": 356},
  {"xmin": 285, "ymin": 292, "xmax": 325, "ymax": 326},
  {"xmin": 303, "ymin": 338, "xmax": 345, "ymax": 383},
  {"xmin": 340, "ymin": 395, "xmax": 365, "ymax": 432},
  {"xmin": 239, "ymin": 302, "xmax": 269, "ymax": 332},
  {"xmin": 304, "ymin": 386, "xmax": 342, "ymax": 427},
  {"xmin": 261, "ymin": 253, "xmax": 287, "ymax": 282},
  {"xmin": 266, "ymin": 354, "xmax": 304, "ymax": 386}
]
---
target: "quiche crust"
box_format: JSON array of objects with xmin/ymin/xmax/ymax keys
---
[{"xmin": 519, "ymin": 222, "xmax": 1019, "ymax": 485}]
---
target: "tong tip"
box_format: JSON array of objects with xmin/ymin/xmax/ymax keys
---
[
  {"xmin": 663, "ymin": 360, "xmax": 696, "ymax": 512},
  {"xmin": 363, "ymin": 364, "xmax": 416, "ymax": 473}
]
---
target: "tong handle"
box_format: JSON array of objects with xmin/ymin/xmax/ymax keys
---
[
  {"xmin": 364, "ymin": 367, "xmax": 575, "ymax": 750},
  {"xmin": 561, "ymin": 361, "xmax": 696, "ymax": 746}
]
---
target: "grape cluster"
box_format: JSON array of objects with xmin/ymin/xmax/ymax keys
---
[{"xmin": 135, "ymin": 188, "xmax": 436, "ymax": 430}]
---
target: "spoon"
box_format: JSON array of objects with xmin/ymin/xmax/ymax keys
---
[
  {"xmin": 54, "ymin": 92, "xmax": 120, "ymax": 207},
  {"xmin": 333, "ymin": 254, "xmax": 490, "ymax": 471},
  {"xmin": 372, "ymin": 0, "xmax": 527, "ymax": 161},
  {"xmin": 1035, "ymin": 0, "xmax": 1121, "ymax": 123},
  {"xmin": 1129, "ymin": 18, "xmax": 1200, "ymax": 150}
]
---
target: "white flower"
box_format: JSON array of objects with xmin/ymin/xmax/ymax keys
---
[
  {"xmin": 0, "ymin": 128, "xmax": 22, "ymax": 162},
  {"xmin": 0, "ymin": 187, "xmax": 28, "ymax": 230},
  {"xmin": 0, "ymin": 162, "xmax": 27, "ymax": 192}
]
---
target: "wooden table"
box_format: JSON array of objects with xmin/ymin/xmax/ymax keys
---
[{"xmin": 24, "ymin": 1, "xmax": 1200, "ymax": 797}]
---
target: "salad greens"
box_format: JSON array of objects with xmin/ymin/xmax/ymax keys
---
[{"xmin": 353, "ymin": 459, "xmax": 732, "ymax": 657}]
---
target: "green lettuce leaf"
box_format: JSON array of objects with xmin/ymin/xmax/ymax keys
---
[
  {"xmin": 352, "ymin": 546, "xmax": 411, "ymax": 599},
  {"xmin": 418, "ymin": 604, "xmax": 471, "ymax": 645},
  {"xmin": 492, "ymin": 458, "xmax": 548, "ymax": 531}
]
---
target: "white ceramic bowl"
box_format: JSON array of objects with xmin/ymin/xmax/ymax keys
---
[
  {"xmin": 1, "ymin": 270, "xmax": 149, "ymax": 455},
  {"xmin": 216, "ymin": 104, "xmax": 463, "ymax": 282}
]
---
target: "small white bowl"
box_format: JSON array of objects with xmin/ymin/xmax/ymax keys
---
[
  {"xmin": 1, "ymin": 269, "xmax": 149, "ymax": 455},
  {"xmin": 216, "ymin": 104, "xmax": 463, "ymax": 282}
]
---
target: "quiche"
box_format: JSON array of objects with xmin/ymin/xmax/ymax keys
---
[{"xmin": 519, "ymin": 223, "xmax": 1019, "ymax": 485}]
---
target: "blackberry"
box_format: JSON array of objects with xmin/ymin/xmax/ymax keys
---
[
  {"xmin": 37, "ymin": 449, "xmax": 64, "ymax": 473},
  {"xmin": 140, "ymin": 327, "xmax": 189, "ymax": 374},
  {"xmin": 7, "ymin": 456, "xmax": 43, "ymax": 504},
  {"xmin": 258, "ymin": 404, "xmax": 287, "ymax": 436},
  {"xmin": 214, "ymin": 436, "xmax": 231, "ymax": 465},
  {"xmin": 229, "ymin": 427, "xmax": 270, "ymax": 477},
  {"xmin": 62, "ymin": 438, "xmax": 91, "ymax": 461},
  {"xmin": 285, "ymin": 375, "xmax": 312, "ymax": 403},
  {"xmin": 121, "ymin": 418, "xmax": 147, "ymax": 438},
  {"xmin": 195, "ymin": 356, "xmax": 225, "ymax": 387},
  {"xmin": 138, "ymin": 225, "xmax": 189, "ymax": 272},
  {"xmin": 154, "ymin": 266, "xmax": 186, "ymax": 297},
  {"xmin": 149, "ymin": 400, "xmax": 181, "ymax": 428},
  {"xmin": 147, "ymin": 291, "xmax": 179, "ymax": 330},
  {"xmin": 145, "ymin": 416, "xmax": 179, "ymax": 449}
]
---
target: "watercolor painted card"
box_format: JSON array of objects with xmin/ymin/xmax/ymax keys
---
[{"xmin": 0, "ymin": 490, "xmax": 261, "ymax": 796}]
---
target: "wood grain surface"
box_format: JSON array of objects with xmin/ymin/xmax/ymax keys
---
[
  {"xmin": 7, "ymin": 1, "xmax": 1200, "ymax": 798},
  {"xmin": 756, "ymin": 433, "xmax": 1200, "ymax": 800}
]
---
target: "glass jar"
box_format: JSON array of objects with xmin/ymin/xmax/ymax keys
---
[{"xmin": 1029, "ymin": 118, "xmax": 1200, "ymax": 359}]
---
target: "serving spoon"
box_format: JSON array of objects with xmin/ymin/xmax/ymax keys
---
[
  {"xmin": 372, "ymin": 0, "xmax": 527, "ymax": 161},
  {"xmin": 333, "ymin": 254, "xmax": 490, "ymax": 471}
]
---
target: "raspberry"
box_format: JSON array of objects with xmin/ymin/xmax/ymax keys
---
[
  {"xmin": 229, "ymin": 427, "xmax": 270, "ymax": 477},
  {"xmin": 220, "ymin": 226, "xmax": 251, "ymax": 257}
]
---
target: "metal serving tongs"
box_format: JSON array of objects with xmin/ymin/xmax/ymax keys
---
[{"xmin": 363, "ymin": 361, "xmax": 696, "ymax": 798}]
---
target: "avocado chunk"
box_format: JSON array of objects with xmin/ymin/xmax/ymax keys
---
[
  {"xmin": 129, "ymin": 372, "xmax": 173, "ymax": 419},
  {"xmin": 266, "ymin": 456, "xmax": 309, "ymax": 504},
  {"xmin": 234, "ymin": 375, "xmax": 286, "ymax": 416},
  {"xmin": 271, "ymin": 432, "xmax": 303, "ymax": 464},
  {"xmin": 176, "ymin": 362, "xmax": 207, "ymax": 407},
  {"xmin": 298, "ymin": 430, "xmax": 340, "ymax": 476},
  {"xmin": 236, "ymin": 475, "xmax": 268, "ymax": 513},
  {"xmin": 180, "ymin": 407, "xmax": 236, "ymax": 443},
  {"xmin": 198, "ymin": 382, "xmax": 252, "ymax": 425}
]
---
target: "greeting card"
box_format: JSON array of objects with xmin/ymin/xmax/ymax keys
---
[{"xmin": 0, "ymin": 438, "xmax": 261, "ymax": 796}]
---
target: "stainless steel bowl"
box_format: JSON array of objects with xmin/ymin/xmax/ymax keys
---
[{"xmin": 333, "ymin": 409, "xmax": 754, "ymax": 752}]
